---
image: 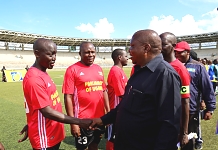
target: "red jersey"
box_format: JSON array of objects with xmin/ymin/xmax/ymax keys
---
[
  {"xmin": 130, "ymin": 65, "xmax": 135, "ymax": 77},
  {"xmin": 23, "ymin": 67, "xmax": 65, "ymax": 149},
  {"xmin": 170, "ymin": 59, "xmax": 190, "ymax": 98},
  {"xmin": 107, "ymin": 66, "xmax": 128, "ymax": 109},
  {"xmin": 62, "ymin": 61, "xmax": 106, "ymax": 119}
]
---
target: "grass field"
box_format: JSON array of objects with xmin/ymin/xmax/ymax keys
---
[{"xmin": 0, "ymin": 67, "xmax": 218, "ymax": 150}]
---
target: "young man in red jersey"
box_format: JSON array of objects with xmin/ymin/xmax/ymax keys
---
[
  {"xmin": 106, "ymin": 48, "xmax": 128, "ymax": 150},
  {"xmin": 20, "ymin": 38, "xmax": 92, "ymax": 150},
  {"xmin": 159, "ymin": 32, "xmax": 190, "ymax": 148},
  {"xmin": 62, "ymin": 41, "xmax": 110, "ymax": 150}
]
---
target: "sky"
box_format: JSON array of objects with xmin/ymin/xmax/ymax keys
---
[{"xmin": 0, "ymin": 0, "xmax": 218, "ymax": 39}]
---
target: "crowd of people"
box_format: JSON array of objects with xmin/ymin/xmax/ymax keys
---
[
  {"xmin": 0, "ymin": 28, "xmax": 217, "ymax": 150},
  {"xmin": 197, "ymin": 58, "xmax": 218, "ymax": 95}
]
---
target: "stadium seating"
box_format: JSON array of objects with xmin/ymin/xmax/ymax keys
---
[{"xmin": 0, "ymin": 48, "xmax": 133, "ymax": 69}]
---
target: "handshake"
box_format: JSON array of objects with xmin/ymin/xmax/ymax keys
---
[
  {"xmin": 18, "ymin": 118, "xmax": 104, "ymax": 143},
  {"xmin": 79, "ymin": 118, "xmax": 103, "ymax": 130}
]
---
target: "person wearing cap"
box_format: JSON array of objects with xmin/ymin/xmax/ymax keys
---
[{"xmin": 174, "ymin": 41, "xmax": 216, "ymax": 150}]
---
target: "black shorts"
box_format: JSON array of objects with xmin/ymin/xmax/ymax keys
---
[
  {"xmin": 105, "ymin": 124, "xmax": 116, "ymax": 143},
  {"xmin": 75, "ymin": 126, "xmax": 105, "ymax": 149}
]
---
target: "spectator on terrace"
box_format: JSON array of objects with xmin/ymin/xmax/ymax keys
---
[
  {"xmin": 25, "ymin": 65, "xmax": 29, "ymax": 71},
  {"xmin": 1, "ymin": 66, "xmax": 6, "ymax": 82}
]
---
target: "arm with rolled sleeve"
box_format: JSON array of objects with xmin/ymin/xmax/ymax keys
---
[{"xmin": 154, "ymin": 71, "xmax": 182, "ymax": 150}]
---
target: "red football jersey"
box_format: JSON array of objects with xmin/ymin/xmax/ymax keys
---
[
  {"xmin": 23, "ymin": 67, "xmax": 65, "ymax": 149},
  {"xmin": 62, "ymin": 62, "xmax": 106, "ymax": 118},
  {"xmin": 107, "ymin": 66, "xmax": 128, "ymax": 109},
  {"xmin": 170, "ymin": 59, "xmax": 190, "ymax": 98}
]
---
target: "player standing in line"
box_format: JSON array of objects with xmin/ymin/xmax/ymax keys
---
[
  {"xmin": 21, "ymin": 38, "xmax": 92, "ymax": 150},
  {"xmin": 62, "ymin": 41, "xmax": 110, "ymax": 150},
  {"xmin": 159, "ymin": 32, "xmax": 190, "ymax": 148},
  {"xmin": 106, "ymin": 48, "xmax": 128, "ymax": 150}
]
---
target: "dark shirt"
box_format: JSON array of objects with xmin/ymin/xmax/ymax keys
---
[
  {"xmin": 1, "ymin": 68, "xmax": 6, "ymax": 76},
  {"xmin": 185, "ymin": 57, "xmax": 216, "ymax": 114},
  {"xmin": 101, "ymin": 54, "xmax": 182, "ymax": 150}
]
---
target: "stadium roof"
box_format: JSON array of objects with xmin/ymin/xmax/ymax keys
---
[{"xmin": 0, "ymin": 29, "xmax": 218, "ymax": 47}]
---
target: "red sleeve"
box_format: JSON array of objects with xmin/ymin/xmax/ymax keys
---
[
  {"xmin": 177, "ymin": 69, "xmax": 190, "ymax": 98},
  {"xmin": 62, "ymin": 66, "xmax": 75, "ymax": 94},
  {"xmin": 130, "ymin": 66, "xmax": 135, "ymax": 77},
  {"xmin": 26, "ymin": 77, "xmax": 50, "ymax": 110}
]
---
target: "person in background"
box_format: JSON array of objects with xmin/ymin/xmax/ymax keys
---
[
  {"xmin": 189, "ymin": 50, "xmax": 198, "ymax": 61},
  {"xmin": 106, "ymin": 48, "xmax": 128, "ymax": 150},
  {"xmin": 202, "ymin": 59, "xmax": 209, "ymax": 72},
  {"xmin": 174, "ymin": 41, "xmax": 216, "ymax": 150},
  {"xmin": 87, "ymin": 29, "xmax": 182, "ymax": 150},
  {"xmin": 208, "ymin": 59, "xmax": 218, "ymax": 93},
  {"xmin": 159, "ymin": 32, "xmax": 190, "ymax": 148},
  {"xmin": 62, "ymin": 41, "xmax": 110, "ymax": 150},
  {"xmin": 21, "ymin": 38, "xmax": 92, "ymax": 150},
  {"xmin": 25, "ymin": 65, "xmax": 29, "ymax": 71},
  {"xmin": 1, "ymin": 66, "xmax": 6, "ymax": 82}
]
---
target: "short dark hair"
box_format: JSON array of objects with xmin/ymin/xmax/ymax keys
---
[
  {"xmin": 190, "ymin": 50, "xmax": 198, "ymax": 61},
  {"xmin": 111, "ymin": 49, "xmax": 125, "ymax": 61}
]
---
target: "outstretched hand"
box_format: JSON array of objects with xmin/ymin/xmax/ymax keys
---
[
  {"xmin": 18, "ymin": 124, "xmax": 28, "ymax": 143},
  {"xmin": 79, "ymin": 119, "xmax": 93, "ymax": 129},
  {"xmin": 89, "ymin": 118, "xmax": 103, "ymax": 129}
]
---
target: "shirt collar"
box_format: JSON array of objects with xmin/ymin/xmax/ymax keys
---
[
  {"xmin": 133, "ymin": 54, "xmax": 164, "ymax": 73},
  {"xmin": 146, "ymin": 54, "xmax": 164, "ymax": 72}
]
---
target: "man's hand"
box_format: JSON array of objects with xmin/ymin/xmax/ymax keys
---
[
  {"xmin": 79, "ymin": 119, "xmax": 93, "ymax": 129},
  {"xmin": 89, "ymin": 118, "xmax": 103, "ymax": 129},
  {"xmin": 0, "ymin": 142, "xmax": 5, "ymax": 150},
  {"xmin": 179, "ymin": 134, "xmax": 189, "ymax": 148},
  {"xmin": 71, "ymin": 125, "xmax": 81, "ymax": 138},
  {"xmin": 18, "ymin": 125, "xmax": 28, "ymax": 143},
  {"xmin": 204, "ymin": 111, "xmax": 213, "ymax": 120}
]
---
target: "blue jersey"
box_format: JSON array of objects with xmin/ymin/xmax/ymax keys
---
[{"xmin": 185, "ymin": 57, "xmax": 216, "ymax": 114}]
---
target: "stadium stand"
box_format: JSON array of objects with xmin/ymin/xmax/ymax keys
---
[{"xmin": 0, "ymin": 29, "xmax": 217, "ymax": 69}]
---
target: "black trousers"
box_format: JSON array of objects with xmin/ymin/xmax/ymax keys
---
[
  {"xmin": 181, "ymin": 113, "xmax": 199, "ymax": 150},
  {"xmin": 33, "ymin": 142, "xmax": 61, "ymax": 150},
  {"xmin": 212, "ymin": 82, "xmax": 217, "ymax": 93}
]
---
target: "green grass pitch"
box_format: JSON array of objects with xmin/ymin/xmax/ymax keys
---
[{"xmin": 0, "ymin": 67, "xmax": 217, "ymax": 150}]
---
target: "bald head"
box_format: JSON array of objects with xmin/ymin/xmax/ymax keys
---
[
  {"xmin": 33, "ymin": 38, "xmax": 56, "ymax": 52},
  {"xmin": 132, "ymin": 29, "xmax": 162, "ymax": 54},
  {"xmin": 159, "ymin": 32, "xmax": 177, "ymax": 62},
  {"xmin": 159, "ymin": 32, "xmax": 177, "ymax": 45}
]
